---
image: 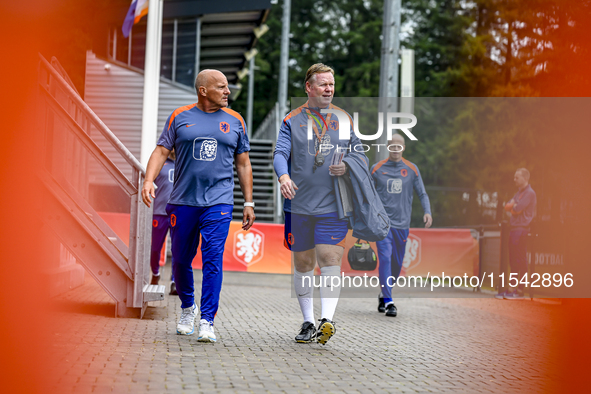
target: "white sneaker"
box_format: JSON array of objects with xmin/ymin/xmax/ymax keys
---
[
  {"xmin": 197, "ymin": 319, "xmax": 216, "ymax": 343},
  {"xmin": 176, "ymin": 304, "xmax": 197, "ymax": 335}
]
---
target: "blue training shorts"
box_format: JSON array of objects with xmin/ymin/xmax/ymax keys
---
[{"xmin": 284, "ymin": 211, "xmax": 348, "ymax": 252}]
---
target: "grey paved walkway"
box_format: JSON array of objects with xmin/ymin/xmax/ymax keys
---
[{"xmin": 46, "ymin": 267, "xmax": 561, "ymax": 393}]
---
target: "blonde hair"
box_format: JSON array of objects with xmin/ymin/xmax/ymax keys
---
[{"xmin": 304, "ymin": 63, "xmax": 335, "ymax": 87}]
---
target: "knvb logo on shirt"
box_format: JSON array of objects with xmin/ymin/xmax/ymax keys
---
[
  {"xmin": 233, "ymin": 228, "xmax": 264, "ymax": 267},
  {"xmin": 328, "ymin": 119, "xmax": 338, "ymax": 130},
  {"xmin": 307, "ymin": 109, "xmax": 418, "ymax": 153},
  {"xmin": 219, "ymin": 121, "xmax": 230, "ymax": 133}
]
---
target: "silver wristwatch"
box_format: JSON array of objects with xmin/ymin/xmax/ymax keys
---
[{"xmin": 244, "ymin": 202, "xmax": 255, "ymax": 208}]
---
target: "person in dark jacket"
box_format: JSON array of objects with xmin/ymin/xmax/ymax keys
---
[
  {"xmin": 335, "ymin": 153, "xmax": 390, "ymax": 242},
  {"xmin": 371, "ymin": 134, "xmax": 432, "ymax": 316}
]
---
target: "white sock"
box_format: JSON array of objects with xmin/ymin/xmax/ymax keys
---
[
  {"xmin": 319, "ymin": 265, "xmax": 342, "ymax": 321},
  {"xmin": 294, "ymin": 269, "xmax": 315, "ymax": 323}
]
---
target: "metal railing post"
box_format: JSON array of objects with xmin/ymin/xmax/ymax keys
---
[
  {"xmin": 172, "ymin": 19, "xmax": 178, "ymax": 82},
  {"xmin": 129, "ymin": 169, "xmax": 153, "ymax": 309},
  {"xmin": 274, "ymin": 102, "xmax": 283, "ymax": 222},
  {"xmin": 476, "ymin": 225, "xmax": 484, "ymax": 292},
  {"xmin": 499, "ymin": 221, "xmax": 510, "ymax": 294}
]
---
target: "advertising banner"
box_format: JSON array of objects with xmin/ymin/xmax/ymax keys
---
[
  {"xmin": 341, "ymin": 228, "xmax": 478, "ymax": 278},
  {"xmin": 98, "ymin": 213, "xmax": 477, "ymax": 277}
]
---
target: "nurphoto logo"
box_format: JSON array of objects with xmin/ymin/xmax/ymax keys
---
[{"xmin": 307, "ymin": 109, "xmax": 418, "ymax": 153}]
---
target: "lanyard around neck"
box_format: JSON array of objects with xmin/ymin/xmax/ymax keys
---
[{"xmin": 305, "ymin": 108, "xmax": 332, "ymax": 153}]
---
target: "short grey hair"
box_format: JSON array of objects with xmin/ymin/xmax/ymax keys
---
[{"xmin": 516, "ymin": 168, "xmax": 530, "ymax": 182}]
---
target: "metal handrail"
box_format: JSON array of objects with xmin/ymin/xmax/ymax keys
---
[
  {"xmin": 39, "ymin": 54, "xmax": 145, "ymax": 177},
  {"xmin": 39, "ymin": 87, "xmax": 137, "ymax": 196},
  {"xmin": 39, "ymin": 53, "xmax": 154, "ymax": 315},
  {"xmin": 50, "ymin": 56, "xmax": 80, "ymax": 96},
  {"xmin": 253, "ymin": 101, "xmax": 283, "ymax": 140}
]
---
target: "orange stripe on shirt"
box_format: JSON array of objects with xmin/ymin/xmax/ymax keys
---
[
  {"xmin": 371, "ymin": 159, "xmax": 389, "ymax": 174},
  {"xmin": 221, "ymin": 107, "xmax": 246, "ymax": 134},
  {"xmin": 401, "ymin": 158, "xmax": 418, "ymax": 176},
  {"xmin": 168, "ymin": 103, "xmax": 197, "ymax": 131},
  {"xmin": 282, "ymin": 102, "xmax": 349, "ymax": 129},
  {"xmin": 282, "ymin": 106, "xmax": 305, "ymax": 127}
]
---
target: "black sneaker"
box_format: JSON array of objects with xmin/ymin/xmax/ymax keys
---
[
  {"xmin": 150, "ymin": 275, "xmax": 160, "ymax": 285},
  {"xmin": 295, "ymin": 321, "xmax": 316, "ymax": 343},
  {"xmin": 317, "ymin": 318, "xmax": 336, "ymax": 345},
  {"xmin": 169, "ymin": 282, "xmax": 178, "ymax": 295},
  {"xmin": 385, "ymin": 303, "xmax": 397, "ymax": 317},
  {"xmin": 378, "ymin": 296, "xmax": 385, "ymax": 313}
]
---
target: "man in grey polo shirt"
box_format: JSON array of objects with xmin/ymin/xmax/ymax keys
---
[{"xmin": 499, "ymin": 168, "xmax": 537, "ymax": 299}]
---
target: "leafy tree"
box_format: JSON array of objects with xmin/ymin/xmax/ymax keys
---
[
  {"xmin": 232, "ymin": 0, "xmax": 591, "ymax": 227},
  {"xmin": 402, "ymin": 0, "xmax": 480, "ymax": 97},
  {"xmin": 232, "ymin": 0, "xmax": 384, "ymax": 132}
]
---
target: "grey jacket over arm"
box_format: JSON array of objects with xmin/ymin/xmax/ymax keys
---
[{"xmin": 335, "ymin": 154, "xmax": 390, "ymax": 242}]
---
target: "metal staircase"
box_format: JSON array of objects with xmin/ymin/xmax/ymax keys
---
[
  {"xmin": 232, "ymin": 140, "xmax": 277, "ymax": 223},
  {"xmin": 37, "ymin": 55, "xmax": 164, "ymax": 318}
]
